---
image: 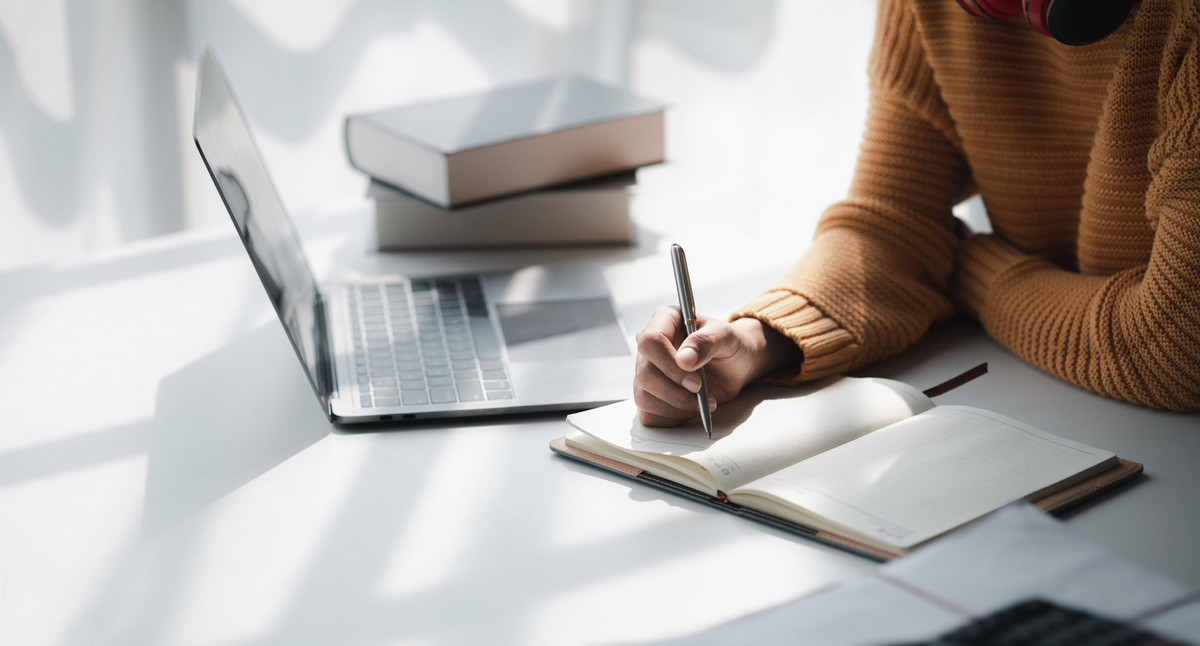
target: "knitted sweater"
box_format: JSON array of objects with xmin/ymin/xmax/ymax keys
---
[{"xmin": 733, "ymin": 0, "xmax": 1200, "ymax": 411}]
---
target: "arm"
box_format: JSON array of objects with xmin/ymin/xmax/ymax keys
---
[
  {"xmin": 951, "ymin": 6, "xmax": 1200, "ymax": 412},
  {"xmin": 635, "ymin": 0, "xmax": 968, "ymax": 425},
  {"xmin": 733, "ymin": 0, "xmax": 970, "ymax": 383}
]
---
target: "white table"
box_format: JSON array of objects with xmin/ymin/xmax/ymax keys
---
[{"xmin": 1, "ymin": 201, "xmax": 1196, "ymax": 646}]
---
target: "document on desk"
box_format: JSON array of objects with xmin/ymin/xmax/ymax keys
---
[{"xmin": 647, "ymin": 503, "xmax": 1200, "ymax": 645}]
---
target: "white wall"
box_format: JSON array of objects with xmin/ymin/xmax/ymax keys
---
[{"xmin": 0, "ymin": 0, "xmax": 877, "ymax": 271}]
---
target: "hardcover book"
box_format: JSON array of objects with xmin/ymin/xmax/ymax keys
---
[
  {"xmin": 369, "ymin": 173, "xmax": 635, "ymax": 250},
  {"xmin": 346, "ymin": 75, "xmax": 665, "ymax": 208}
]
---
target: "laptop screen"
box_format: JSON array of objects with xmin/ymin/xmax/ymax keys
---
[{"xmin": 192, "ymin": 46, "xmax": 329, "ymax": 401}]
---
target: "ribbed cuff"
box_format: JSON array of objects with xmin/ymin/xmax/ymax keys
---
[
  {"xmin": 731, "ymin": 290, "xmax": 859, "ymax": 383},
  {"xmin": 952, "ymin": 234, "xmax": 1033, "ymax": 320}
]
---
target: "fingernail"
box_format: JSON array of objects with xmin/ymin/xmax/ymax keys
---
[{"xmin": 681, "ymin": 374, "xmax": 701, "ymax": 393}]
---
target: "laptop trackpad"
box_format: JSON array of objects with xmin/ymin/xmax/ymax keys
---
[{"xmin": 495, "ymin": 299, "xmax": 629, "ymax": 362}]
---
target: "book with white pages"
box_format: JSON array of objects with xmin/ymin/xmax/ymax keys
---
[
  {"xmin": 345, "ymin": 75, "xmax": 664, "ymax": 208},
  {"xmin": 370, "ymin": 173, "xmax": 635, "ymax": 250},
  {"xmin": 551, "ymin": 374, "xmax": 1142, "ymax": 560}
]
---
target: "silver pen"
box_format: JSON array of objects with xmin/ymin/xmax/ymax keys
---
[{"xmin": 670, "ymin": 244, "xmax": 713, "ymax": 439}]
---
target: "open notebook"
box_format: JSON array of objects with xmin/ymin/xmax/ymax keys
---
[{"xmin": 551, "ymin": 375, "xmax": 1141, "ymax": 560}]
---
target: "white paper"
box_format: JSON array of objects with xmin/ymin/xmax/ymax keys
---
[
  {"xmin": 648, "ymin": 503, "xmax": 1200, "ymax": 645},
  {"xmin": 737, "ymin": 406, "xmax": 1115, "ymax": 548}
]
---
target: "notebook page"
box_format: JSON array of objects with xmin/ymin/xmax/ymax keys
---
[
  {"xmin": 733, "ymin": 406, "xmax": 1115, "ymax": 549},
  {"xmin": 566, "ymin": 377, "xmax": 932, "ymax": 492}
]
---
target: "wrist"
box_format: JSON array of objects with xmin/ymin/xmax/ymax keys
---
[{"xmin": 732, "ymin": 317, "xmax": 803, "ymax": 381}]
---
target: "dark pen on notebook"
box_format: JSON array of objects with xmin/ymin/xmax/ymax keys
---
[{"xmin": 670, "ymin": 244, "xmax": 713, "ymax": 439}]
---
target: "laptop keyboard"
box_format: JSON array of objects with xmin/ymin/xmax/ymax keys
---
[
  {"xmin": 348, "ymin": 278, "xmax": 513, "ymax": 408},
  {"xmin": 897, "ymin": 599, "xmax": 1182, "ymax": 646}
]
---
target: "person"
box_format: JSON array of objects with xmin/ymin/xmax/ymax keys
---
[{"xmin": 634, "ymin": 0, "xmax": 1200, "ymax": 426}]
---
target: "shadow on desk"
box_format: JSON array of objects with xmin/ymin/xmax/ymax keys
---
[{"xmin": 142, "ymin": 322, "xmax": 330, "ymax": 537}]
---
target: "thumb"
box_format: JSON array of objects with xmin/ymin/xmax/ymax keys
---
[
  {"xmin": 676, "ymin": 318, "xmax": 730, "ymax": 370},
  {"xmin": 676, "ymin": 344, "xmax": 703, "ymax": 370}
]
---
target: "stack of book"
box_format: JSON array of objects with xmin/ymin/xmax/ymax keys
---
[{"xmin": 344, "ymin": 75, "xmax": 665, "ymax": 250}]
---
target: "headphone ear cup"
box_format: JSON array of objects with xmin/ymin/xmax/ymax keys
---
[
  {"xmin": 960, "ymin": 0, "xmax": 1022, "ymax": 18},
  {"xmin": 1023, "ymin": 0, "xmax": 1054, "ymax": 39},
  {"xmin": 961, "ymin": 0, "xmax": 1134, "ymax": 45},
  {"xmin": 1042, "ymin": 0, "xmax": 1135, "ymax": 46}
]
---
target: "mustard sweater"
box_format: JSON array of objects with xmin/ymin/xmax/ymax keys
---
[{"xmin": 734, "ymin": 0, "xmax": 1200, "ymax": 411}]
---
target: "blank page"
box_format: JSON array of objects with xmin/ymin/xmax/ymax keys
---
[{"xmin": 736, "ymin": 406, "xmax": 1115, "ymax": 549}]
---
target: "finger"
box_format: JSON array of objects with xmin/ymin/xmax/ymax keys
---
[
  {"xmin": 634, "ymin": 353, "xmax": 704, "ymax": 411},
  {"xmin": 634, "ymin": 382, "xmax": 715, "ymax": 427},
  {"xmin": 639, "ymin": 305, "xmax": 686, "ymax": 347},
  {"xmin": 634, "ymin": 389, "xmax": 688, "ymax": 427},
  {"xmin": 638, "ymin": 409, "xmax": 687, "ymax": 428},
  {"xmin": 635, "ymin": 306, "xmax": 694, "ymax": 388}
]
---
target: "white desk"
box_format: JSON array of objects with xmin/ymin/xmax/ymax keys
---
[{"xmin": 1, "ymin": 202, "xmax": 1196, "ymax": 646}]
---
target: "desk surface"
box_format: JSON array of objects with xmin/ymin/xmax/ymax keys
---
[{"xmin": 1, "ymin": 203, "xmax": 1196, "ymax": 646}]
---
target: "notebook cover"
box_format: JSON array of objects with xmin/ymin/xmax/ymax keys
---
[{"xmin": 549, "ymin": 436, "xmax": 1143, "ymax": 562}]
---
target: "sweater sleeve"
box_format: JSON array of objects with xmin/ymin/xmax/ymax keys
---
[
  {"xmin": 952, "ymin": 5, "xmax": 1200, "ymax": 412},
  {"xmin": 733, "ymin": 0, "xmax": 970, "ymax": 383}
]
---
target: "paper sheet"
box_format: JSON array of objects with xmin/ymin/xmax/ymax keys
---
[{"xmin": 648, "ymin": 503, "xmax": 1200, "ymax": 645}]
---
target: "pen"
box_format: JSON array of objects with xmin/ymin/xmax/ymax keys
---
[{"xmin": 670, "ymin": 244, "xmax": 713, "ymax": 439}]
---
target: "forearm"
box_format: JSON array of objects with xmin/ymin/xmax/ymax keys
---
[
  {"xmin": 953, "ymin": 228, "xmax": 1200, "ymax": 411},
  {"xmin": 732, "ymin": 82, "xmax": 970, "ymax": 381}
]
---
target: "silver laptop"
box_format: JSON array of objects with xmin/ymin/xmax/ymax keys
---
[{"xmin": 192, "ymin": 46, "xmax": 632, "ymax": 424}]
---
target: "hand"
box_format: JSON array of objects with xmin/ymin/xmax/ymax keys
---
[{"xmin": 632, "ymin": 308, "xmax": 801, "ymax": 427}]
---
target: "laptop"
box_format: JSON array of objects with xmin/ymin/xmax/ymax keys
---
[{"xmin": 192, "ymin": 46, "xmax": 633, "ymax": 424}]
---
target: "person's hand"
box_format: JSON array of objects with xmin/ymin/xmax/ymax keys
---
[{"xmin": 632, "ymin": 308, "xmax": 801, "ymax": 427}]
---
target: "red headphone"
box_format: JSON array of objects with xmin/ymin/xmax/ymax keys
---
[{"xmin": 956, "ymin": 0, "xmax": 1134, "ymax": 45}]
